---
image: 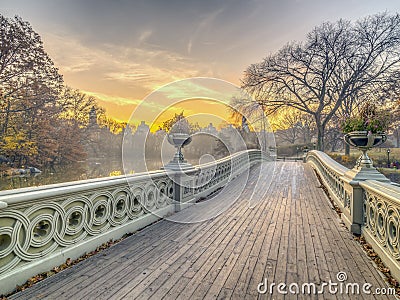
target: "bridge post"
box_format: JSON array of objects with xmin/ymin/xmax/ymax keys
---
[
  {"xmin": 173, "ymin": 173, "xmax": 184, "ymax": 212},
  {"xmin": 340, "ymin": 178, "xmax": 364, "ymax": 234},
  {"xmin": 341, "ymin": 167, "xmax": 390, "ymax": 235},
  {"xmin": 171, "ymin": 168, "xmax": 197, "ymax": 212}
]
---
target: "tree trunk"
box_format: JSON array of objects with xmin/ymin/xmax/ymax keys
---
[
  {"xmin": 344, "ymin": 143, "xmax": 350, "ymax": 156},
  {"xmin": 317, "ymin": 125, "xmax": 325, "ymax": 151},
  {"xmin": 1, "ymin": 100, "xmax": 11, "ymax": 135},
  {"xmin": 331, "ymin": 140, "xmax": 336, "ymax": 152}
]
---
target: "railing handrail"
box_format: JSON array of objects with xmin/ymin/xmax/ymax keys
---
[
  {"xmin": 175, "ymin": 149, "xmax": 261, "ymax": 174},
  {"xmin": 306, "ymin": 149, "xmax": 400, "ymax": 282},
  {"xmin": 0, "ymin": 149, "xmax": 263, "ymax": 205},
  {"xmin": 360, "ymin": 180, "xmax": 400, "ymax": 205},
  {"xmin": 306, "ymin": 150, "xmax": 349, "ymax": 176},
  {"xmin": 0, "ymin": 170, "xmax": 167, "ymax": 198},
  {"xmin": 0, "ymin": 170, "xmax": 168, "ymax": 204}
]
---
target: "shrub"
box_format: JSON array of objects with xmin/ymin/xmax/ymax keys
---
[{"xmin": 341, "ymin": 101, "xmax": 390, "ymax": 133}]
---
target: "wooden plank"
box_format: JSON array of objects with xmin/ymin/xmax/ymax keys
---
[
  {"xmin": 217, "ymin": 287, "xmax": 233, "ymax": 299},
  {"xmin": 224, "ymin": 173, "xmax": 282, "ymax": 296},
  {"xmin": 246, "ymin": 164, "xmax": 287, "ymax": 296},
  {"xmin": 205, "ymin": 201, "xmax": 266, "ymax": 298},
  {"xmin": 11, "ymin": 221, "xmax": 189, "ymax": 299},
  {"xmin": 146, "ymin": 248, "xmax": 205, "ymax": 299},
  {"xmin": 161, "ymin": 276, "xmax": 191, "ymax": 299},
  {"xmin": 306, "ymin": 166, "xmax": 393, "ymax": 300},
  {"xmin": 93, "ymin": 205, "xmax": 247, "ymax": 299},
  {"xmin": 295, "ymin": 164, "xmax": 310, "ymax": 300},
  {"xmin": 230, "ymin": 255, "xmax": 258, "ymax": 298},
  {"xmin": 299, "ymin": 165, "xmax": 335, "ymax": 300},
  {"xmin": 96, "ymin": 173, "xmax": 256, "ymax": 299},
  {"xmin": 180, "ymin": 166, "xmax": 274, "ymax": 297},
  {"xmin": 177, "ymin": 202, "xmax": 256, "ymax": 298},
  {"xmin": 10, "ymin": 162, "xmax": 397, "ymax": 300}
]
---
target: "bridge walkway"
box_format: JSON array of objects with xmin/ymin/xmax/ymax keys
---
[{"xmin": 11, "ymin": 162, "xmax": 392, "ymax": 299}]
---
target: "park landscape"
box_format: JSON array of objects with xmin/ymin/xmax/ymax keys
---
[{"xmin": 1, "ymin": 1, "xmax": 400, "ymax": 299}]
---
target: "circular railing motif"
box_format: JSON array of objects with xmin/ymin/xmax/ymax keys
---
[
  {"xmin": 0, "ymin": 179, "xmax": 173, "ymax": 275},
  {"xmin": 365, "ymin": 191, "xmax": 400, "ymax": 261},
  {"xmin": 386, "ymin": 206, "xmax": 400, "ymax": 259}
]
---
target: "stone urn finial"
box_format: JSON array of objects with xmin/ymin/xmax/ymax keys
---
[
  {"xmin": 344, "ymin": 131, "xmax": 386, "ymax": 169},
  {"xmin": 343, "ymin": 130, "xmax": 389, "ymax": 182},
  {"xmin": 163, "ymin": 118, "xmax": 193, "ymax": 171}
]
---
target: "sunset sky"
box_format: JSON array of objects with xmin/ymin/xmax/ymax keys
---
[{"xmin": 2, "ymin": 0, "xmax": 400, "ymax": 126}]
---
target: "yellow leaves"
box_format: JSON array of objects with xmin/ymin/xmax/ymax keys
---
[
  {"xmin": 66, "ymin": 258, "xmax": 72, "ymax": 266},
  {"xmin": 1, "ymin": 132, "xmax": 38, "ymax": 156},
  {"xmin": 109, "ymin": 170, "xmax": 122, "ymax": 176},
  {"xmin": 389, "ymin": 278, "xmax": 399, "ymax": 286},
  {"xmin": 5, "ymin": 235, "xmax": 135, "ymax": 298},
  {"xmin": 341, "ymin": 155, "xmax": 352, "ymax": 163},
  {"xmin": 379, "ymin": 267, "xmax": 391, "ymax": 274},
  {"xmin": 355, "ymin": 233, "xmax": 400, "ymax": 294},
  {"xmin": 362, "ymin": 243, "xmax": 372, "ymax": 250}
]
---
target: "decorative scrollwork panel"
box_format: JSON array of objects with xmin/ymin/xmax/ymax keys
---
[
  {"xmin": 364, "ymin": 190, "xmax": 400, "ymax": 260},
  {"xmin": 0, "ymin": 178, "xmax": 173, "ymax": 275}
]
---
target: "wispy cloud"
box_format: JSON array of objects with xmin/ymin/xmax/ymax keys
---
[
  {"xmin": 82, "ymin": 88, "xmax": 190, "ymax": 121},
  {"xmin": 43, "ymin": 32, "xmax": 97, "ymax": 73},
  {"xmin": 187, "ymin": 39, "xmax": 193, "ymax": 54},
  {"xmin": 82, "ymin": 90, "xmax": 142, "ymax": 106},
  {"xmin": 159, "ymin": 78, "xmax": 240, "ymax": 103},
  {"xmin": 105, "ymin": 73, "xmax": 151, "ymax": 82},
  {"xmin": 186, "ymin": 7, "xmax": 225, "ymax": 55},
  {"xmin": 44, "ymin": 31, "xmax": 211, "ymax": 94},
  {"xmin": 139, "ymin": 30, "xmax": 153, "ymax": 44}
]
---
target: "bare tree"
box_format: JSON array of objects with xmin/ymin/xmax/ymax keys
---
[
  {"xmin": 242, "ymin": 13, "xmax": 400, "ymax": 151},
  {"xmin": 389, "ymin": 99, "xmax": 400, "ymax": 147},
  {"xmin": 271, "ymin": 109, "xmax": 303, "ymax": 144},
  {"xmin": 324, "ymin": 115, "xmax": 343, "ymax": 152}
]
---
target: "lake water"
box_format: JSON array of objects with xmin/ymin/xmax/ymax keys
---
[
  {"xmin": 0, "ymin": 159, "xmax": 164, "ymax": 191},
  {"xmin": 1, "ymin": 158, "xmax": 398, "ymax": 191},
  {"xmin": 0, "ymin": 156, "xmax": 206, "ymax": 191}
]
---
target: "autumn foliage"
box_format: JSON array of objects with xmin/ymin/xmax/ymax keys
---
[{"xmin": 0, "ymin": 14, "xmax": 124, "ymax": 169}]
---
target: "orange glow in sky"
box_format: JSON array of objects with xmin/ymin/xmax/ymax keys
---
[
  {"xmin": 3, "ymin": 1, "xmax": 399, "ymax": 123},
  {"xmin": 147, "ymin": 98, "xmax": 236, "ymax": 132}
]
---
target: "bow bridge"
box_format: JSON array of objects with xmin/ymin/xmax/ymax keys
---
[{"xmin": 0, "ymin": 150, "xmax": 399, "ymax": 299}]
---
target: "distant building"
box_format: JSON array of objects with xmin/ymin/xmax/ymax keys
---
[
  {"xmin": 201, "ymin": 123, "xmax": 218, "ymax": 135},
  {"xmin": 87, "ymin": 106, "xmax": 100, "ymax": 142},
  {"xmin": 135, "ymin": 121, "xmax": 150, "ymax": 135},
  {"xmin": 84, "ymin": 106, "xmax": 121, "ymax": 161},
  {"xmin": 89, "ymin": 106, "xmax": 98, "ymax": 127}
]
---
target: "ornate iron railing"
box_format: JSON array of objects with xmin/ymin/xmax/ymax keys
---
[
  {"xmin": 0, "ymin": 149, "xmax": 264, "ymax": 294},
  {"xmin": 360, "ymin": 180, "xmax": 400, "ymax": 280},
  {"xmin": 306, "ymin": 150, "xmax": 400, "ymax": 282},
  {"xmin": 179, "ymin": 149, "xmax": 262, "ymax": 203},
  {"xmin": 306, "ymin": 151, "xmax": 349, "ymax": 210}
]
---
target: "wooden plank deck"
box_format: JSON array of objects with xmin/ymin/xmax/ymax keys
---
[{"xmin": 10, "ymin": 162, "xmax": 393, "ymax": 300}]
